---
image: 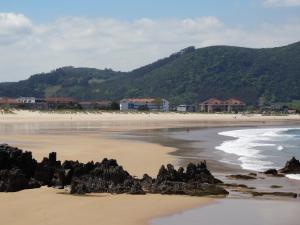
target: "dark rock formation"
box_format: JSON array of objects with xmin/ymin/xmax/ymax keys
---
[
  {"xmin": 279, "ymin": 157, "xmax": 300, "ymax": 174},
  {"xmin": 226, "ymin": 174, "xmax": 256, "ymax": 180},
  {"xmin": 0, "ymin": 144, "xmax": 41, "ymax": 192},
  {"xmin": 149, "ymin": 162, "xmax": 228, "ymax": 196},
  {"xmin": 270, "ymin": 185, "xmax": 282, "ymax": 189},
  {"xmin": 0, "ymin": 168, "xmax": 41, "ymax": 192},
  {"xmin": 0, "ymin": 144, "xmax": 227, "ymax": 196},
  {"xmin": 264, "ymin": 169, "xmax": 278, "ymax": 176},
  {"xmin": 140, "ymin": 174, "xmax": 154, "ymax": 191},
  {"xmin": 34, "ymin": 152, "xmax": 62, "ymax": 186},
  {"xmin": 69, "ymin": 158, "xmax": 144, "ymax": 195},
  {"xmin": 252, "ymin": 191, "xmax": 298, "ymax": 198},
  {"xmin": 0, "ymin": 144, "xmax": 37, "ymax": 178},
  {"xmin": 263, "ymin": 169, "xmax": 284, "ymax": 177}
]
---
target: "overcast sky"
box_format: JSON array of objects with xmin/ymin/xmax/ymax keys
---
[{"xmin": 0, "ymin": 0, "xmax": 300, "ymax": 82}]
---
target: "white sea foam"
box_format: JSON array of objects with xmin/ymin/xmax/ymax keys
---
[
  {"xmin": 277, "ymin": 145, "xmax": 284, "ymax": 151},
  {"xmin": 285, "ymin": 174, "xmax": 300, "ymax": 181},
  {"xmin": 215, "ymin": 128, "xmax": 300, "ymax": 172}
]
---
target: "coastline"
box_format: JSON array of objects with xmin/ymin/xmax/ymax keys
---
[{"xmin": 0, "ymin": 111, "xmax": 300, "ymax": 225}]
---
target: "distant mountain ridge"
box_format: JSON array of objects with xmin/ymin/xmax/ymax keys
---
[{"xmin": 0, "ymin": 42, "xmax": 299, "ymax": 105}]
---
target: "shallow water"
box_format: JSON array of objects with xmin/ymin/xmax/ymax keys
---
[{"xmin": 151, "ymin": 198, "xmax": 300, "ymax": 225}]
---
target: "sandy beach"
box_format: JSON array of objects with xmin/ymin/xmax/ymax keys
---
[
  {"xmin": 0, "ymin": 111, "xmax": 300, "ymax": 225},
  {"xmin": 1, "ymin": 110, "xmax": 300, "ymax": 130}
]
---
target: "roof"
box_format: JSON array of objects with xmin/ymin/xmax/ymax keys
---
[
  {"xmin": 45, "ymin": 97, "xmax": 75, "ymax": 103},
  {"xmin": 200, "ymin": 98, "xmax": 246, "ymax": 105},
  {"xmin": 200, "ymin": 98, "xmax": 224, "ymax": 105},
  {"xmin": 0, "ymin": 98, "xmax": 19, "ymax": 104},
  {"xmin": 224, "ymin": 98, "xmax": 246, "ymax": 105}
]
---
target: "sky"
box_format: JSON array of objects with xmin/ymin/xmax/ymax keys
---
[{"xmin": 0, "ymin": 0, "xmax": 300, "ymax": 81}]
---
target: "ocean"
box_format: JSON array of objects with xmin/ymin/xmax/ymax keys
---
[{"xmin": 216, "ymin": 127, "xmax": 300, "ymax": 179}]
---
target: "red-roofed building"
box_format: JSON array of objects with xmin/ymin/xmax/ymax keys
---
[
  {"xmin": 0, "ymin": 98, "xmax": 19, "ymax": 106},
  {"xmin": 199, "ymin": 98, "xmax": 246, "ymax": 112},
  {"xmin": 224, "ymin": 98, "xmax": 246, "ymax": 112},
  {"xmin": 45, "ymin": 97, "xmax": 77, "ymax": 109}
]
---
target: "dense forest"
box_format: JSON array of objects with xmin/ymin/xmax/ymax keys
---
[{"xmin": 0, "ymin": 42, "xmax": 299, "ymax": 105}]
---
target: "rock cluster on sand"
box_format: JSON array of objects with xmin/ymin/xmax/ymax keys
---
[
  {"xmin": 279, "ymin": 157, "xmax": 300, "ymax": 174},
  {"xmin": 262, "ymin": 157, "xmax": 300, "ymax": 177},
  {"xmin": 0, "ymin": 144, "xmax": 41, "ymax": 192},
  {"xmin": 226, "ymin": 174, "xmax": 257, "ymax": 180},
  {"xmin": 148, "ymin": 163, "xmax": 228, "ymax": 196},
  {"xmin": 0, "ymin": 144, "xmax": 228, "ymax": 197}
]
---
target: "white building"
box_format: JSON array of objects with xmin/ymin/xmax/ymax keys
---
[
  {"xmin": 17, "ymin": 97, "xmax": 36, "ymax": 104},
  {"xmin": 120, "ymin": 98, "xmax": 169, "ymax": 111}
]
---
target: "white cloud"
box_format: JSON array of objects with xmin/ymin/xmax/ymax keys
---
[
  {"xmin": 263, "ymin": 0, "xmax": 300, "ymax": 7},
  {"xmin": 0, "ymin": 13, "xmax": 32, "ymax": 44},
  {"xmin": 0, "ymin": 13, "xmax": 299, "ymax": 81}
]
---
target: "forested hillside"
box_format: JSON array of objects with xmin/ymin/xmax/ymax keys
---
[{"xmin": 0, "ymin": 42, "xmax": 299, "ymax": 105}]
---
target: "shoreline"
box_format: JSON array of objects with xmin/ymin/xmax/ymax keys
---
[{"xmin": 0, "ymin": 111, "xmax": 300, "ymax": 225}]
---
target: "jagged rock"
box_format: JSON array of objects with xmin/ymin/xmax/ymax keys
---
[
  {"xmin": 226, "ymin": 174, "xmax": 256, "ymax": 180},
  {"xmin": 0, "ymin": 168, "xmax": 40, "ymax": 192},
  {"xmin": 0, "ymin": 144, "xmax": 227, "ymax": 196},
  {"xmin": 150, "ymin": 162, "xmax": 228, "ymax": 196},
  {"xmin": 0, "ymin": 144, "xmax": 37, "ymax": 178},
  {"xmin": 69, "ymin": 159, "xmax": 143, "ymax": 195},
  {"xmin": 279, "ymin": 157, "xmax": 300, "ymax": 174},
  {"xmin": 34, "ymin": 152, "xmax": 61, "ymax": 186},
  {"xmin": 140, "ymin": 174, "xmax": 154, "ymax": 190},
  {"xmin": 70, "ymin": 178, "xmax": 91, "ymax": 194},
  {"xmin": 128, "ymin": 182, "xmax": 145, "ymax": 195}
]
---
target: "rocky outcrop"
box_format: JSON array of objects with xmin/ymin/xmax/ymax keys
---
[
  {"xmin": 149, "ymin": 162, "xmax": 228, "ymax": 196},
  {"xmin": 0, "ymin": 168, "xmax": 41, "ymax": 192},
  {"xmin": 69, "ymin": 158, "xmax": 144, "ymax": 195},
  {"xmin": 263, "ymin": 169, "xmax": 284, "ymax": 177},
  {"xmin": 34, "ymin": 152, "xmax": 62, "ymax": 186},
  {"xmin": 279, "ymin": 157, "xmax": 300, "ymax": 174},
  {"xmin": 0, "ymin": 144, "xmax": 41, "ymax": 192},
  {"xmin": 226, "ymin": 174, "xmax": 256, "ymax": 180},
  {"xmin": 0, "ymin": 144, "xmax": 227, "ymax": 196},
  {"xmin": 0, "ymin": 144, "xmax": 37, "ymax": 178},
  {"xmin": 251, "ymin": 191, "xmax": 298, "ymax": 198}
]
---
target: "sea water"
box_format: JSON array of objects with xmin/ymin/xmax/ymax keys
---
[
  {"xmin": 151, "ymin": 199, "xmax": 300, "ymax": 225},
  {"xmin": 216, "ymin": 127, "xmax": 300, "ymax": 179}
]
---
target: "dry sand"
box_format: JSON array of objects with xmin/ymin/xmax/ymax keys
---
[
  {"xmin": 0, "ymin": 111, "xmax": 300, "ymax": 225},
  {"xmin": 1, "ymin": 110, "xmax": 300, "ymax": 130}
]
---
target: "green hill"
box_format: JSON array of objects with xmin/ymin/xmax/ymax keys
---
[{"xmin": 0, "ymin": 42, "xmax": 299, "ymax": 105}]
